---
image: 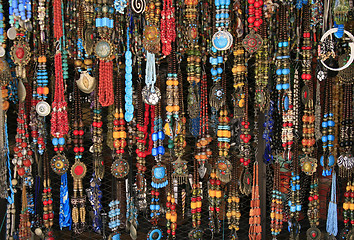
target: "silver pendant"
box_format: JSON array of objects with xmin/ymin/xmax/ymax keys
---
[
  {"xmin": 36, "ymin": 101, "xmax": 51, "ymax": 116},
  {"xmin": 7, "ymin": 27, "xmax": 17, "ymax": 40},
  {"xmin": 142, "ymin": 85, "xmax": 161, "ymax": 105}
]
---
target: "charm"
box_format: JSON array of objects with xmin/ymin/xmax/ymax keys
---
[
  {"xmin": 171, "ymin": 157, "xmax": 188, "ymax": 184},
  {"xmin": 0, "ymin": 46, "xmax": 5, "ymax": 58},
  {"xmin": 209, "ymin": 82, "xmax": 226, "ymax": 111},
  {"xmin": 17, "ymin": 78, "xmax": 26, "ymax": 103},
  {"xmin": 11, "ymin": 38, "xmax": 31, "ymax": 66},
  {"xmin": 84, "ymin": 28, "xmax": 95, "ymax": 56},
  {"xmin": 151, "ymin": 164, "xmax": 168, "ymax": 189},
  {"xmin": 188, "ymin": 229, "xmax": 203, "ymax": 240},
  {"xmin": 51, "ymin": 154, "xmax": 69, "ymax": 175},
  {"xmin": 187, "ymin": 26, "xmax": 198, "ymax": 42},
  {"xmin": 212, "ymin": 30, "xmax": 233, "ymax": 51},
  {"xmin": 240, "ymin": 168, "xmax": 252, "ymax": 195},
  {"xmin": 114, "ymin": 0, "xmax": 127, "ymax": 14},
  {"xmin": 198, "ymin": 164, "xmax": 207, "ymax": 179},
  {"xmin": 337, "ymin": 153, "xmax": 354, "ymax": 170},
  {"xmin": 187, "ymin": 86, "xmax": 199, "ymax": 118},
  {"xmin": 131, "ymin": 0, "xmax": 146, "ymax": 13},
  {"xmin": 142, "ymin": 86, "xmax": 161, "ymax": 105},
  {"xmin": 147, "ymin": 228, "xmax": 163, "ymax": 240},
  {"xmin": 36, "ymin": 101, "xmax": 51, "ymax": 116},
  {"xmin": 306, "ymin": 227, "xmax": 321, "ymax": 240},
  {"xmin": 216, "ymin": 157, "xmax": 232, "ymax": 183},
  {"xmin": 71, "ymin": 161, "xmax": 87, "ymax": 180},
  {"xmin": 95, "ymin": 40, "xmax": 114, "ymax": 60},
  {"xmin": 143, "ymin": 24, "xmax": 161, "ymax": 54},
  {"xmin": 7, "ymin": 27, "xmax": 17, "ymax": 40},
  {"xmin": 242, "ymin": 30, "xmax": 263, "ymax": 54},
  {"xmin": 300, "ymin": 156, "xmax": 318, "ymax": 175},
  {"xmin": 111, "ymin": 158, "xmax": 129, "ymax": 178},
  {"xmin": 76, "ymin": 71, "xmax": 96, "ymax": 94},
  {"xmin": 301, "ymin": 85, "xmax": 310, "ymax": 105}
]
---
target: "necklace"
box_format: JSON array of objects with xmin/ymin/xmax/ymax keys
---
[
  {"xmin": 270, "ymin": 161, "xmax": 283, "ymax": 238},
  {"xmin": 19, "ymin": 184, "xmax": 31, "ymax": 240},
  {"xmin": 143, "ymin": 0, "xmax": 161, "ymax": 53},
  {"xmin": 160, "ymin": 0, "xmax": 175, "ymax": 56},
  {"xmin": 306, "ymin": 176, "xmax": 320, "ymax": 240},
  {"xmin": 42, "ymin": 151, "xmax": 54, "ymax": 239},
  {"xmin": 249, "ymin": 162, "xmax": 261, "ymax": 240},
  {"xmin": 124, "ymin": 21, "xmax": 134, "ymax": 122},
  {"xmin": 70, "ymin": 82, "xmax": 87, "ymax": 234}
]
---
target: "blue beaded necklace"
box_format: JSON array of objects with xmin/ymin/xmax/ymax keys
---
[{"xmin": 125, "ymin": 24, "xmax": 134, "ymax": 122}]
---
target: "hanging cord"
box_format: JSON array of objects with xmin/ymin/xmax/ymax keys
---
[{"xmin": 326, "ymin": 171, "xmax": 338, "ymax": 236}]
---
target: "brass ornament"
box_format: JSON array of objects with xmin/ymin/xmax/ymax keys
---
[
  {"xmin": 242, "ymin": 30, "xmax": 263, "ymax": 54},
  {"xmin": 51, "ymin": 154, "xmax": 70, "ymax": 175},
  {"xmin": 300, "ymin": 156, "xmax": 318, "ymax": 175},
  {"xmin": 111, "ymin": 158, "xmax": 129, "ymax": 178},
  {"xmin": 209, "ymin": 82, "xmax": 226, "ymax": 111},
  {"xmin": 71, "ymin": 161, "xmax": 87, "ymax": 180},
  {"xmin": 143, "ymin": 24, "xmax": 161, "ymax": 54},
  {"xmin": 171, "ymin": 157, "xmax": 188, "ymax": 184},
  {"xmin": 11, "ymin": 38, "xmax": 31, "ymax": 67},
  {"xmin": 216, "ymin": 157, "xmax": 232, "ymax": 183},
  {"xmin": 306, "ymin": 227, "xmax": 321, "ymax": 240}
]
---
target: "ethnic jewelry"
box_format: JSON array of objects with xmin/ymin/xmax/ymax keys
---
[
  {"xmin": 263, "ymin": 99, "xmax": 274, "ymax": 164},
  {"xmin": 95, "ymin": 0, "xmax": 114, "ymax": 107},
  {"xmin": 320, "ymin": 77, "xmax": 335, "ymax": 176},
  {"xmin": 13, "ymin": 102, "xmax": 33, "ymax": 186},
  {"xmin": 208, "ymin": 170, "xmax": 222, "ymax": 233},
  {"xmin": 189, "ymin": 158, "xmax": 203, "ymax": 239},
  {"xmin": 338, "ymin": 84, "xmax": 353, "ymax": 178},
  {"xmin": 166, "ymin": 191, "xmax": 177, "ymax": 238},
  {"xmin": 42, "ymin": 152, "xmax": 54, "ymax": 239},
  {"xmin": 143, "ymin": 0, "xmax": 161, "ymax": 53},
  {"xmin": 342, "ymin": 181, "xmax": 354, "ymax": 237},
  {"xmin": 242, "ymin": 0, "xmax": 263, "ymax": 53},
  {"xmin": 306, "ymin": 176, "xmax": 320, "ymax": 240},
  {"xmin": 143, "ymin": 52, "xmax": 161, "ymax": 106},
  {"xmin": 131, "ymin": 0, "xmax": 146, "ymax": 13},
  {"xmin": 19, "ymin": 185, "xmax": 31, "ymax": 240},
  {"xmin": 125, "ymin": 25, "xmax": 134, "ymax": 122},
  {"xmin": 160, "ymin": 0, "xmax": 175, "ymax": 56},
  {"xmin": 249, "ymin": 162, "xmax": 261, "ymax": 240},
  {"xmin": 270, "ymin": 161, "xmax": 283, "ymax": 238},
  {"xmin": 71, "ymin": 82, "xmax": 87, "ymax": 234}
]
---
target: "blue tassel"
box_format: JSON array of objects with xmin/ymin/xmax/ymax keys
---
[
  {"xmin": 326, "ymin": 171, "xmax": 338, "ymax": 236},
  {"xmin": 59, "ymin": 172, "xmax": 72, "ymax": 229}
]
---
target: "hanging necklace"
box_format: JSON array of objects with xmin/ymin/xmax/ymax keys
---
[
  {"xmin": 306, "ymin": 176, "xmax": 320, "ymax": 240},
  {"xmin": 19, "ymin": 184, "xmax": 31, "ymax": 240},
  {"xmin": 242, "ymin": 0, "xmax": 263, "ymax": 54},
  {"xmin": 189, "ymin": 158, "xmax": 203, "ymax": 240},
  {"xmin": 320, "ymin": 77, "xmax": 335, "ymax": 176},
  {"xmin": 42, "ymin": 151, "xmax": 54, "ymax": 239},
  {"xmin": 249, "ymin": 161, "xmax": 261, "ymax": 240},
  {"xmin": 337, "ymin": 84, "xmax": 353, "ymax": 178},
  {"xmin": 143, "ymin": 51, "xmax": 161, "ymax": 105},
  {"xmin": 125, "ymin": 19, "xmax": 134, "ymax": 122},
  {"xmin": 94, "ymin": 0, "xmax": 114, "ymax": 106},
  {"xmin": 70, "ymin": 82, "xmax": 87, "ymax": 234},
  {"xmin": 300, "ymin": 4, "xmax": 317, "ymax": 176},
  {"xmin": 160, "ymin": 0, "xmax": 176, "ymax": 56},
  {"xmin": 270, "ymin": 161, "xmax": 283, "ymax": 238},
  {"xmin": 143, "ymin": 0, "xmax": 161, "ymax": 53}
]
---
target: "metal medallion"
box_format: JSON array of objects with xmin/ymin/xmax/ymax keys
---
[
  {"xmin": 111, "ymin": 158, "xmax": 129, "ymax": 178},
  {"xmin": 7, "ymin": 27, "xmax": 17, "ymax": 40},
  {"xmin": 142, "ymin": 86, "xmax": 161, "ymax": 105},
  {"xmin": 71, "ymin": 161, "xmax": 87, "ymax": 180},
  {"xmin": 95, "ymin": 40, "xmax": 114, "ymax": 60},
  {"xmin": 51, "ymin": 154, "xmax": 69, "ymax": 175},
  {"xmin": 242, "ymin": 30, "xmax": 263, "ymax": 54}
]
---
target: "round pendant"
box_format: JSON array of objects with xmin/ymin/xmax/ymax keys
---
[
  {"xmin": 7, "ymin": 27, "xmax": 17, "ymax": 40},
  {"xmin": 111, "ymin": 158, "xmax": 129, "ymax": 178},
  {"xmin": 95, "ymin": 40, "xmax": 113, "ymax": 60},
  {"xmin": 306, "ymin": 227, "xmax": 321, "ymax": 240},
  {"xmin": 212, "ymin": 30, "xmax": 233, "ymax": 51},
  {"xmin": 147, "ymin": 228, "xmax": 163, "ymax": 240},
  {"xmin": 36, "ymin": 101, "xmax": 51, "ymax": 116},
  {"xmin": 0, "ymin": 46, "xmax": 5, "ymax": 58},
  {"xmin": 187, "ymin": 26, "xmax": 199, "ymax": 41},
  {"xmin": 142, "ymin": 86, "xmax": 161, "ymax": 105},
  {"xmin": 51, "ymin": 154, "xmax": 69, "ymax": 175},
  {"xmin": 300, "ymin": 156, "xmax": 318, "ymax": 175},
  {"xmin": 71, "ymin": 161, "xmax": 87, "ymax": 180},
  {"xmin": 209, "ymin": 82, "xmax": 226, "ymax": 111},
  {"xmin": 242, "ymin": 30, "xmax": 263, "ymax": 54},
  {"xmin": 301, "ymin": 85, "xmax": 310, "ymax": 105},
  {"xmin": 151, "ymin": 164, "xmax": 168, "ymax": 189},
  {"xmin": 188, "ymin": 229, "xmax": 203, "ymax": 240}
]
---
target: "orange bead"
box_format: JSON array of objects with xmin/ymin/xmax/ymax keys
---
[{"xmin": 43, "ymin": 87, "xmax": 49, "ymax": 95}]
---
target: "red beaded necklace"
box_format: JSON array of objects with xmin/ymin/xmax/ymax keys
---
[
  {"xmin": 98, "ymin": 60, "xmax": 114, "ymax": 106},
  {"xmin": 160, "ymin": 0, "xmax": 176, "ymax": 56}
]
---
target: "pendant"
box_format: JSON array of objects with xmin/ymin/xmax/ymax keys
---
[
  {"xmin": 7, "ymin": 27, "xmax": 17, "ymax": 40},
  {"xmin": 187, "ymin": 86, "xmax": 199, "ymax": 118},
  {"xmin": 338, "ymin": 153, "xmax": 354, "ymax": 170},
  {"xmin": 240, "ymin": 168, "xmax": 252, "ymax": 195},
  {"xmin": 242, "ymin": 30, "xmax": 263, "ymax": 54},
  {"xmin": 187, "ymin": 25, "xmax": 199, "ymax": 42},
  {"xmin": 111, "ymin": 158, "xmax": 129, "ymax": 178},
  {"xmin": 84, "ymin": 28, "xmax": 95, "ymax": 56},
  {"xmin": 300, "ymin": 156, "xmax": 318, "ymax": 175},
  {"xmin": 301, "ymin": 85, "xmax": 310, "ymax": 105},
  {"xmin": 288, "ymin": 218, "xmax": 301, "ymax": 239},
  {"xmin": 188, "ymin": 229, "xmax": 203, "ymax": 240},
  {"xmin": 151, "ymin": 164, "xmax": 168, "ymax": 189},
  {"xmin": 216, "ymin": 157, "xmax": 232, "ymax": 183},
  {"xmin": 36, "ymin": 101, "xmax": 51, "ymax": 117},
  {"xmin": 171, "ymin": 157, "xmax": 188, "ymax": 184},
  {"xmin": 143, "ymin": 24, "xmax": 161, "ymax": 54},
  {"xmin": 114, "ymin": 0, "xmax": 127, "ymax": 14},
  {"xmin": 11, "ymin": 38, "xmax": 31, "ymax": 66},
  {"xmin": 77, "ymin": 71, "xmax": 96, "ymax": 94},
  {"xmin": 108, "ymin": 233, "xmax": 121, "ymax": 240},
  {"xmin": 71, "ymin": 161, "xmax": 87, "ymax": 180},
  {"xmin": 131, "ymin": 0, "xmax": 146, "ymax": 14},
  {"xmin": 17, "ymin": 78, "xmax": 26, "ymax": 103},
  {"xmin": 209, "ymin": 82, "xmax": 226, "ymax": 111},
  {"xmin": 306, "ymin": 227, "xmax": 321, "ymax": 240},
  {"xmin": 198, "ymin": 164, "xmax": 207, "ymax": 179},
  {"xmin": 51, "ymin": 154, "xmax": 70, "ymax": 175},
  {"xmin": 147, "ymin": 227, "xmax": 163, "ymax": 240},
  {"xmin": 212, "ymin": 30, "xmax": 233, "ymax": 51},
  {"xmin": 142, "ymin": 86, "xmax": 161, "ymax": 105},
  {"xmin": 95, "ymin": 40, "xmax": 114, "ymax": 60}
]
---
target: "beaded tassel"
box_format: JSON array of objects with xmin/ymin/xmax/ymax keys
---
[
  {"xmin": 249, "ymin": 162, "xmax": 261, "ymax": 240},
  {"xmin": 326, "ymin": 171, "xmax": 338, "ymax": 236}
]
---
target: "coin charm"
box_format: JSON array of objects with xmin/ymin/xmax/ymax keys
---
[
  {"xmin": 111, "ymin": 158, "xmax": 129, "ymax": 178},
  {"xmin": 71, "ymin": 161, "xmax": 87, "ymax": 180},
  {"xmin": 36, "ymin": 101, "xmax": 51, "ymax": 116},
  {"xmin": 7, "ymin": 27, "xmax": 17, "ymax": 40},
  {"xmin": 95, "ymin": 40, "xmax": 114, "ymax": 60},
  {"xmin": 142, "ymin": 86, "xmax": 161, "ymax": 105},
  {"xmin": 51, "ymin": 154, "xmax": 69, "ymax": 175},
  {"xmin": 0, "ymin": 46, "xmax": 5, "ymax": 57},
  {"xmin": 212, "ymin": 30, "xmax": 233, "ymax": 51}
]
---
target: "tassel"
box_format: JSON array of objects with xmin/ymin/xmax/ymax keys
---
[
  {"xmin": 59, "ymin": 172, "xmax": 72, "ymax": 229},
  {"xmin": 326, "ymin": 171, "xmax": 338, "ymax": 236}
]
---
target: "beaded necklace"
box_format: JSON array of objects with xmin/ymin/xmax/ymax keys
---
[
  {"xmin": 320, "ymin": 77, "xmax": 335, "ymax": 176},
  {"xmin": 306, "ymin": 176, "xmax": 320, "ymax": 240},
  {"xmin": 95, "ymin": 0, "xmax": 114, "ymax": 107},
  {"xmin": 125, "ymin": 19, "xmax": 134, "ymax": 122},
  {"xmin": 270, "ymin": 161, "xmax": 283, "ymax": 238},
  {"xmin": 189, "ymin": 158, "xmax": 203, "ymax": 239},
  {"xmin": 160, "ymin": 0, "xmax": 175, "ymax": 56},
  {"xmin": 249, "ymin": 162, "xmax": 261, "ymax": 240},
  {"xmin": 70, "ymin": 82, "xmax": 87, "ymax": 234},
  {"xmin": 42, "ymin": 151, "xmax": 54, "ymax": 239},
  {"xmin": 242, "ymin": 0, "xmax": 263, "ymax": 54},
  {"xmin": 19, "ymin": 184, "xmax": 31, "ymax": 240},
  {"xmin": 143, "ymin": 0, "xmax": 161, "ymax": 53},
  {"xmin": 343, "ymin": 181, "xmax": 354, "ymax": 235},
  {"xmin": 0, "ymin": 0, "xmax": 5, "ymax": 57},
  {"xmin": 338, "ymin": 84, "xmax": 353, "ymax": 178}
]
